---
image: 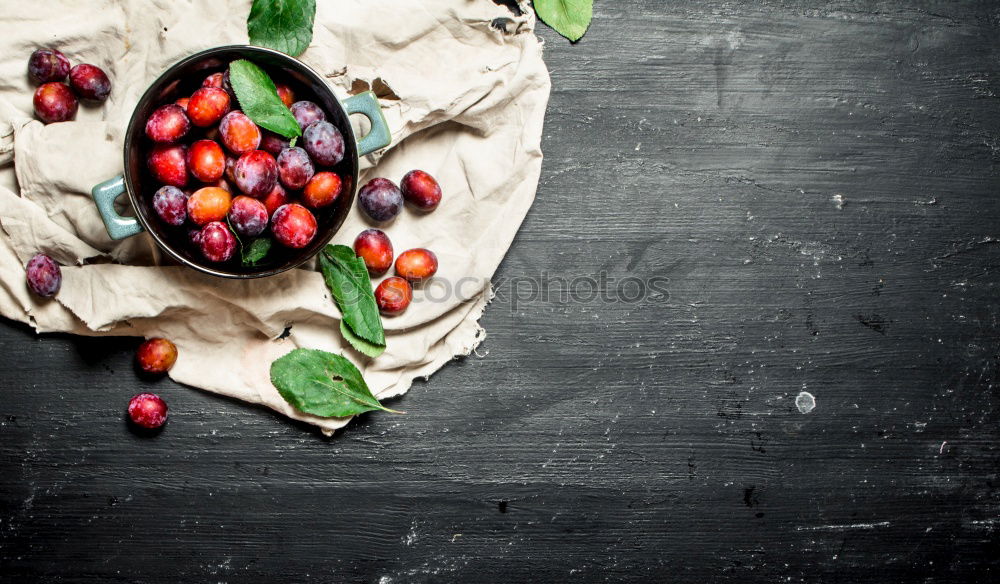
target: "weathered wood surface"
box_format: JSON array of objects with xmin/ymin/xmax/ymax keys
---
[{"xmin": 2, "ymin": 1, "xmax": 999, "ymax": 581}]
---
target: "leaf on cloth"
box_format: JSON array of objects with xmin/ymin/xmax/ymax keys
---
[
  {"xmin": 270, "ymin": 348, "xmax": 401, "ymax": 417},
  {"xmin": 228, "ymin": 60, "xmax": 302, "ymax": 139},
  {"xmin": 247, "ymin": 0, "xmax": 317, "ymax": 57},
  {"xmin": 319, "ymin": 244, "xmax": 386, "ymax": 357},
  {"xmin": 339, "ymin": 320, "xmax": 386, "ymax": 359},
  {"xmin": 534, "ymin": 0, "xmax": 593, "ymax": 42}
]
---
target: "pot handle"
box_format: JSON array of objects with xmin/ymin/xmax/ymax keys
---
[
  {"xmin": 92, "ymin": 175, "xmax": 144, "ymax": 240},
  {"xmin": 343, "ymin": 91, "xmax": 391, "ymax": 156}
]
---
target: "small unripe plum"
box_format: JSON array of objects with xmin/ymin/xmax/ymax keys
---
[
  {"xmin": 187, "ymin": 139, "xmax": 226, "ymax": 183},
  {"xmin": 290, "ymin": 100, "xmax": 325, "ymax": 129},
  {"xmin": 353, "ymin": 229, "xmax": 393, "ymax": 276},
  {"xmin": 136, "ymin": 338, "xmax": 177, "ymax": 374},
  {"xmin": 186, "ymin": 227, "xmax": 203, "ymax": 247},
  {"xmin": 68, "ymin": 64, "xmax": 111, "ymax": 102},
  {"xmin": 147, "ymin": 144, "xmax": 188, "ymax": 188},
  {"xmin": 187, "ymin": 87, "xmax": 230, "ymax": 127},
  {"xmin": 219, "ymin": 111, "xmax": 261, "ymax": 155},
  {"xmin": 375, "ymin": 277, "xmax": 413, "ymax": 316},
  {"xmin": 28, "ymin": 48, "xmax": 70, "ymax": 83},
  {"xmin": 152, "ymin": 185, "xmax": 188, "ymax": 226},
  {"xmin": 228, "ymin": 195, "xmax": 269, "ymax": 237},
  {"xmin": 233, "ymin": 150, "xmax": 278, "ymax": 198},
  {"xmin": 276, "ymin": 146, "xmax": 314, "ymax": 190},
  {"xmin": 127, "ymin": 393, "xmax": 168, "ymax": 429},
  {"xmin": 199, "ymin": 221, "xmax": 237, "ymax": 262},
  {"xmin": 212, "ymin": 178, "xmax": 234, "ymax": 193},
  {"xmin": 302, "ymin": 171, "xmax": 342, "ymax": 209},
  {"xmin": 203, "ymin": 72, "xmax": 224, "ymax": 88},
  {"xmin": 33, "ymin": 82, "xmax": 77, "ymax": 124},
  {"xmin": 271, "ymin": 203, "xmax": 317, "ymax": 249},
  {"xmin": 224, "ymin": 155, "xmax": 238, "ymax": 183},
  {"xmin": 401, "ymin": 170, "xmax": 442, "ymax": 211},
  {"xmin": 395, "ymin": 248, "xmax": 438, "ymax": 282},
  {"xmin": 203, "ymin": 71, "xmax": 237, "ymax": 102},
  {"xmin": 302, "ymin": 120, "xmax": 345, "ymax": 167},
  {"xmin": 261, "ymin": 183, "xmax": 289, "ymax": 216},
  {"xmin": 276, "ymin": 83, "xmax": 295, "ymax": 108},
  {"xmin": 145, "ymin": 104, "xmax": 190, "ymax": 143},
  {"xmin": 221, "ymin": 69, "xmax": 236, "ymax": 98},
  {"xmin": 260, "ymin": 131, "xmax": 290, "ymax": 156},
  {"xmin": 187, "ymin": 186, "xmax": 232, "ymax": 225},
  {"xmin": 358, "ymin": 177, "xmax": 403, "ymax": 222},
  {"xmin": 25, "ymin": 253, "xmax": 62, "ymax": 297}
]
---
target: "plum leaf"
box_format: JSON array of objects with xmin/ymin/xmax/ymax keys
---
[
  {"xmin": 247, "ymin": 0, "xmax": 316, "ymax": 57},
  {"xmin": 319, "ymin": 245, "xmax": 386, "ymax": 357},
  {"xmin": 534, "ymin": 0, "xmax": 593, "ymax": 42},
  {"xmin": 270, "ymin": 348, "xmax": 401, "ymax": 417},
  {"xmin": 241, "ymin": 237, "xmax": 271, "ymax": 266},
  {"xmin": 228, "ymin": 60, "xmax": 302, "ymax": 139},
  {"xmin": 339, "ymin": 320, "xmax": 386, "ymax": 359}
]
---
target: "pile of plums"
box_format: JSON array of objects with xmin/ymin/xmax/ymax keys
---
[
  {"xmin": 145, "ymin": 63, "xmax": 347, "ymax": 264},
  {"xmin": 353, "ymin": 170, "xmax": 443, "ymax": 316},
  {"xmin": 29, "ymin": 48, "xmax": 111, "ymax": 123}
]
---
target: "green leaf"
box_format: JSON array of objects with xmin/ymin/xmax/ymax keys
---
[
  {"xmin": 534, "ymin": 0, "xmax": 593, "ymax": 42},
  {"xmin": 319, "ymin": 244, "xmax": 386, "ymax": 349},
  {"xmin": 340, "ymin": 320, "xmax": 385, "ymax": 358},
  {"xmin": 270, "ymin": 348, "xmax": 401, "ymax": 417},
  {"xmin": 241, "ymin": 237, "xmax": 272, "ymax": 266},
  {"xmin": 247, "ymin": 0, "xmax": 317, "ymax": 57},
  {"xmin": 224, "ymin": 219, "xmax": 243, "ymax": 246},
  {"xmin": 228, "ymin": 60, "xmax": 302, "ymax": 139}
]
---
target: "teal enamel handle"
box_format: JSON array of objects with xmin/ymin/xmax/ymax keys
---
[
  {"xmin": 92, "ymin": 175, "xmax": 143, "ymax": 240},
  {"xmin": 343, "ymin": 91, "xmax": 391, "ymax": 156}
]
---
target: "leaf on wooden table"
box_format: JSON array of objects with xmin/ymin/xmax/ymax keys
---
[{"xmin": 534, "ymin": 0, "xmax": 593, "ymax": 42}]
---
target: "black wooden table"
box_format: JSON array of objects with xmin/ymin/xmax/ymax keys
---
[{"xmin": 2, "ymin": 2, "xmax": 998, "ymax": 581}]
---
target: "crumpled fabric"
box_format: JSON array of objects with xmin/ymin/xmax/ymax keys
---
[{"xmin": 0, "ymin": 0, "xmax": 549, "ymax": 433}]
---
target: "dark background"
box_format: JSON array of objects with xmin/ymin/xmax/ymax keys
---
[{"xmin": 3, "ymin": 1, "xmax": 999, "ymax": 581}]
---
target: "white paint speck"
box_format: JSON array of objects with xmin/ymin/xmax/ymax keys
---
[
  {"xmin": 403, "ymin": 523, "xmax": 418, "ymax": 546},
  {"xmin": 795, "ymin": 391, "xmax": 816, "ymax": 414},
  {"xmin": 832, "ymin": 194, "xmax": 845, "ymax": 209},
  {"xmin": 797, "ymin": 521, "xmax": 889, "ymax": 532},
  {"xmin": 726, "ymin": 30, "xmax": 745, "ymax": 48}
]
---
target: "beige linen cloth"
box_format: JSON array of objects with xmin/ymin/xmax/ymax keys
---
[{"xmin": 0, "ymin": 0, "xmax": 549, "ymax": 433}]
